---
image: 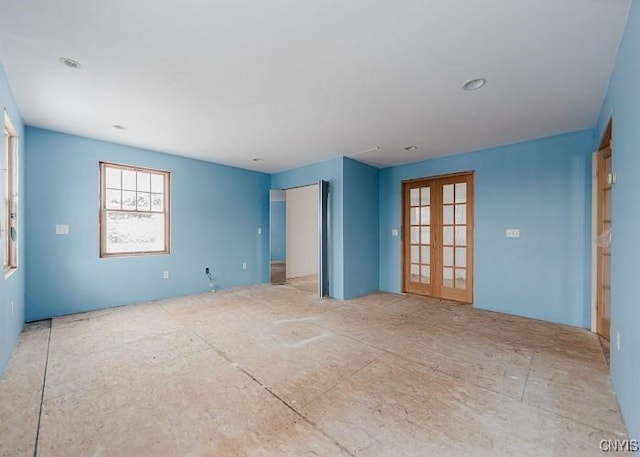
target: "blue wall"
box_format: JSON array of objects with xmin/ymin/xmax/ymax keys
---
[
  {"xmin": 25, "ymin": 127, "xmax": 270, "ymax": 321},
  {"xmin": 271, "ymin": 157, "xmax": 344, "ymax": 299},
  {"xmin": 343, "ymin": 157, "xmax": 380, "ymax": 298},
  {"xmin": 380, "ymin": 130, "xmax": 594, "ymax": 328},
  {"xmin": 0, "ymin": 64, "xmax": 25, "ymax": 374},
  {"xmin": 269, "ymin": 200, "xmax": 286, "ymax": 261},
  {"xmin": 596, "ymin": 0, "xmax": 640, "ymax": 440}
]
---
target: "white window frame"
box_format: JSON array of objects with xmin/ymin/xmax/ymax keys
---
[
  {"xmin": 99, "ymin": 161, "xmax": 171, "ymax": 258},
  {"xmin": 3, "ymin": 110, "xmax": 18, "ymax": 277}
]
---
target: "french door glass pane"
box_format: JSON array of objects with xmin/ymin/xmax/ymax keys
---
[
  {"xmin": 410, "ymin": 188, "xmax": 420, "ymax": 206},
  {"xmin": 411, "ymin": 227, "xmax": 419, "ymax": 244},
  {"xmin": 455, "ymin": 269, "xmax": 467, "ymax": 289},
  {"xmin": 455, "ymin": 204, "xmax": 466, "ymax": 224},
  {"xmin": 411, "ymin": 264, "xmax": 420, "ymax": 282},
  {"xmin": 443, "ymin": 184, "xmax": 454, "ymax": 204},
  {"xmin": 411, "ymin": 245, "xmax": 419, "ymax": 263},
  {"xmin": 421, "ymin": 187, "xmax": 430, "ymax": 205},
  {"xmin": 420, "ymin": 245, "xmax": 430, "ymax": 265},
  {"xmin": 443, "ymin": 267, "xmax": 454, "ymax": 287},
  {"xmin": 411, "ymin": 207, "xmax": 420, "ymax": 225},
  {"xmin": 455, "ymin": 183, "xmax": 467, "ymax": 203},
  {"xmin": 420, "ymin": 206, "xmax": 430, "ymax": 225},
  {"xmin": 420, "ymin": 227, "xmax": 430, "ymax": 244},
  {"xmin": 421, "ymin": 265, "xmax": 430, "ymax": 283},
  {"xmin": 443, "ymin": 226, "xmax": 453, "ymax": 246},
  {"xmin": 455, "ymin": 247, "xmax": 466, "ymax": 267},
  {"xmin": 443, "ymin": 205, "xmax": 454, "ymax": 225},
  {"xmin": 455, "ymin": 226, "xmax": 466, "ymax": 246},
  {"xmin": 443, "ymin": 247, "xmax": 454, "ymax": 267}
]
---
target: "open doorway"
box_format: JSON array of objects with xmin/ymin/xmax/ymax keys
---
[
  {"xmin": 286, "ymin": 184, "xmax": 319, "ymax": 291},
  {"xmin": 269, "ymin": 181, "xmax": 330, "ymax": 297}
]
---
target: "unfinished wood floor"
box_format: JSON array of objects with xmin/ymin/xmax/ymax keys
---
[{"xmin": 0, "ymin": 277, "xmax": 627, "ymax": 456}]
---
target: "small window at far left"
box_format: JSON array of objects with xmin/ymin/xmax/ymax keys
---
[{"xmin": 3, "ymin": 111, "xmax": 19, "ymax": 274}]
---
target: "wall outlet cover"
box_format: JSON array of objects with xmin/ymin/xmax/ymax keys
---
[
  {"xmin": 55, "ymin": 224, "xmax": 70, "ymax": 235},
  {"xmin": 506, "ymin": 228, "xmax": 521, "ymax": 238}
]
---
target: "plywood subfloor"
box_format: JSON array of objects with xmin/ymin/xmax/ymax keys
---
[{"xmin": 0, "ymin": 282, "xmax": 627, "ymax": 456}]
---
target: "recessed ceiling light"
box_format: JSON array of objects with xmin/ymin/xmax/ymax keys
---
[
  {"xmin": 252, "ymin": 158, "xmax": 264, "ymax": 162},
  {"xmin": 113, "ymin": 125, "xmax": 128, "ymax": 130},
  {"xmin": 463, "ymin": 78, "xmax": 487, "ymax": 91},
  {"xmin": 59, "ymin": 57, "xmax": 81, "ymax": 69},
  {"xmin": 404, "ymin": 146, "xmax": 418, "ymax": 151}
]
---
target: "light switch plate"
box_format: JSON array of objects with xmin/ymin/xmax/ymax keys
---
[
  {"xmin": 391, "ymin": 229, "xmax": 399, "ymax": 237},
  {"xmin": 56, "ymin": 224, "xmax": 69, "ymax": 235},
  {"xmin": 506, "ymin": 229, "xmax": 520, "ymax": 238}
]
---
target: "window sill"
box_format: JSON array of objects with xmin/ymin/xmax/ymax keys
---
[{"xmin": 3, "ymin": 267, "xmax": 17, "ymax": 280}]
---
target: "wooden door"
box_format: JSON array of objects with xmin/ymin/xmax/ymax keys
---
[
  {"xmin": 596, "ymin": 146, "xmax": 612, "ymax": 340},
  {"xmin": 403, "ymin": 172, "xmax": 474, "ymax": 303}
]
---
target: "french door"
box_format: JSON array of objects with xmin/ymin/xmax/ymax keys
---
[{"xmin": 402, "ymin": 172, "xmax": 474, "ymax": 303}]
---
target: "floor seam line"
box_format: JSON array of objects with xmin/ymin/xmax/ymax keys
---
[
  {"xmin": 32, "ymin": 320, "xmax": 53, "ymax": 457},
  {"xmin": 188, "ymin": 328, "xmax": 356, "ymax": 457},
  {"xmin": 302, "ymin": 358, "xmax": 378, "ymax": 410},
  {"xmin": 520, "ymin": 351, "xmax": 535, "ymax": 402}
]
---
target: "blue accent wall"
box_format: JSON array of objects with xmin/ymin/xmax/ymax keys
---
[
  {"xmin": 271, "ymin": 157, "xmax": 344, "ymax": 299},
  {"xmin": 379, "ymin": 130, "xmax": 594, "ymax": 328},
  {"xmin": 596, "ymin": 0, "xmax": 640, "ymax": 440},
  {"xmin": 25, "ymin": 127, "xmax": 270, "ymax": 321},
  {"xmin": 269, "ymin": 200, "xmax": 286, "ymax": 261},
  {"xmin": 343, "ymin": 157, "xmax": 380, "ymax": 298},
  {"xmin": 0, "ymin": 64, "xmax": 25, "ymax": 374}
]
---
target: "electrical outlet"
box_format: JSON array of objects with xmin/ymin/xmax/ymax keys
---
[
  {"xmin": 258, "ymin": 227, "xmax": 262, "ymax": 235},
  {"xmin": 617, "ymin": 331, "xmax": 621, "ymax": 352},
  {"xmin": 242, "ymin": 263, "xmax": 247, "ymax": 270},
  {"xmin": 163, "ymin": 270, "xmax": 169, "ymax": 279},
  {"xmin": 10, "ymin": 301, "xmax": 14, "ymax": 316}
]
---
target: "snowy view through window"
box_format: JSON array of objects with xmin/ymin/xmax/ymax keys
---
[
  {"xmin": 101, "ymin": 163, "xmax": 169, "ymax": 255},
  {"xmin": 106, "ymin": 212, "xmax": 165, "ymax": 253}
]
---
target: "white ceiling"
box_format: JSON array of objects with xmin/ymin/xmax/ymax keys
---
[{"xmin": 0, "ymin": 0, "xmax": 631, "ymax": 173}]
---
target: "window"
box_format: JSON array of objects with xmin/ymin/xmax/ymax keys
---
[
  {"xmin": 3, "ymin": 111, "xmax": 18, "ymax": 274},
  {"xmin": 99, "ymin": 162, "xmax": 171, "ymax": 257}
]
